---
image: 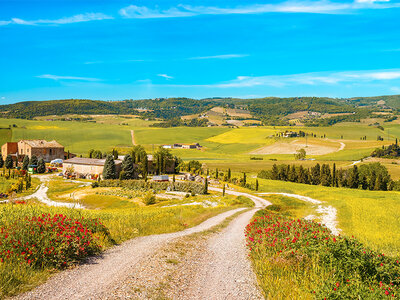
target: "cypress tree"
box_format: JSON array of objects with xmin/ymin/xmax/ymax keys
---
[
  {"xmin": 29, "ymin": 155, "xmax": 38, "ymax": 166},
  {"xmin": 103, "ymin": 155, "xmax": 116, "ymax": 179},
  {"xmin": 0, "ymin": 155, "xmax": 4, "ymax": 168},
  {"xmin": 22, "ymin": 156, "xmax": 29, "ymax": 171},
  {"xmin": 243, "ymin": 172, "xmax": 247, "ymax": 186},
  {"xmin": 122, "ymin": 154, "xmax": 135, "ymax": 179},
  {"xmin": 173, "ymin": 174, "xmax": 176, "ymax": 183},
  {"xmin": 311, "ymin": 163, "xmax": 321, "ymax": 185},
  {"xmin": 5, "ymin": 155, "xmax": 13, "ymax": 169},
  {"xmin": 37, "ymin": 158, "xmax": 46, "ymax": 173},
  {"xmin": 332, "ymin": 163, "xmax": 337, "ymax": 187},
  {"xmin": 113, "ymin": 149, "xmax": 119, "ymax": 160},
  {"xmin": 227, "ymin": 168, "xmax": 231, "ymax": 181},
  {"xmin": 255, "ymin": 179, "xmax": 259, "ymax": 191},
  {"xmin": 271, "ymin": 164, "xmax": 279, "ymax": 180},
  {"xmin": 348, "ymin": 165, "xmax": 359, "ymax": 189},
  {"xmin": 222, "ymin": 184, "xmax": 225, "ymax": 196},
  {"xmin": 203, "ymin": 177, "xmax": 208, "ymax": 194},
  {"xmin": 216, "ymin": 168, "xmax": 218, "ymax": 179}
]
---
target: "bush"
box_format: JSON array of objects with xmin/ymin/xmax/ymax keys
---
[{"xmin": 143, "ymin": 191, "xmax": 156, "ymax": 205}]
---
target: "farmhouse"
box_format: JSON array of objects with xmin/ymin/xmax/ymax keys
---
[
  {"xmin": 1, "ymin": 139, "xmax": 65, "ymax": 162},
  {"xmin": 63, "ymin": 157, "xmax": 122, "ymax": 179}
]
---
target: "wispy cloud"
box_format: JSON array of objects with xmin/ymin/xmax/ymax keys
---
[
  {"xmin": 156, "ymin": 69, "xmax": 400, "ymax": 89},
  {"xmin": 189, "ymin": 54, "xmax": 249, "ymax": 60},
  {"xmin": 36, "ymin": 74, "xmax": 101, "ymax": 81},
  {"xmin": 211, "ymin": 69, "xmax": 400, "ymax": 88},
  {"xmin": 119, "ymin": 1, "xmax": 400, "ymax": 18},
  {"xmin": 0, "ymin": 13, "xmax": 113, "ymax": 26},
  {"xmin": 157, "ymin": 74, "xmax": 174, "ymax": 80}
]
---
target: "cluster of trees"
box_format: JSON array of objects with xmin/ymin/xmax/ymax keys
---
[
  {"xmin": 101, "ymin": 145, "xmax": 180, "ymax": 180},
  {"xmin": 371, "ymin": 140, "xmax": 400, "ymax": 158},
  {"xmin": 258, "ymin": 162, "xmax": 395, "ymax": 191},
  {"xmin": 150, "ymin": 117, "xmax": 209, "ymax": 128},
  {"xmin": 0, "ymin": 155, "xmax": 46, "ymax": 173}
]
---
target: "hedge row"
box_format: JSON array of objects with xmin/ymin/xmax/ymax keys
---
[{"xmin": 98, "ymin": 180, "xmax": 205, "ymax": 194}]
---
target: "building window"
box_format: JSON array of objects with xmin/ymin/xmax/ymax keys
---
[{"xmin": 50, "ymin": 149, "xmax": 52, "ymax": 155}]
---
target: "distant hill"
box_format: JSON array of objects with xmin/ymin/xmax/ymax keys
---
[{"xmin": 0, "ymin": 95, "xmax": 398, "ymax": 126}]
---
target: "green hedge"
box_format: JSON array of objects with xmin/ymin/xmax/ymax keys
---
[{"xmin": 98, "ymin": 180, "xmax": 205, "ymax": 194}]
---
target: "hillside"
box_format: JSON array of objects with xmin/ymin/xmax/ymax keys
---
[{"xmin": 0, "ymin": 95, "xmax": 397, "ymax": 126}]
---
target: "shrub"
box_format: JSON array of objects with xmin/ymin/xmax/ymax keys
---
[{"xmin": 143, "ymin": 191, "xmax": 156, "ymax": 206}]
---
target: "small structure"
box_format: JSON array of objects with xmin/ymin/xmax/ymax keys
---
[
  {"xmin": 152, "ymin": 175, "xmax": 169, "ymax": 182},
  {"xmin": 63, "ymin": 157, "xmax": 122, "ymax": 179},
  {"xmin": 28, "ymin": 165, "xmax": 38, "ymax": 174}
]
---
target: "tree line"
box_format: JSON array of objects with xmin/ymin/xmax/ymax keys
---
[
  {"xmin": 258, "ymin": 162, "xmax": 398, "ymax": 191},
  {"xmin": 371, "ymin": 139, "xmax": 400, "ymax": 158}
]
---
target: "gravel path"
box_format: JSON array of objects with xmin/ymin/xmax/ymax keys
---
[
  {"xmin": 13, "ymin": 208, "xmax": 247, "ymax": 300},
  {"xmin": 181, "ymin": 208, "xmax": 264, "ymax": 300},
  {"xmin": 20, "ymin": 175, "xmax": 85, "ymax": 209}
]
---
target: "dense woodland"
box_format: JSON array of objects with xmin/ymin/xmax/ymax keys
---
[
  {"xmin": 258, "ymin": 162, "xmax": 398, "ymax": 191},
  {"xmin": 0, "ymin": 95, "xmax": 397, "ymax": 126}
]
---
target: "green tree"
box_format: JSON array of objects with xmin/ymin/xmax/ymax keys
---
[
  {"xmin": 102, "ymin": 155, "xmax": 116, "ymax": 179},
  {"xmin": 88, "ymin": 149, "xmax": 95, "ymax": 158},
  {"xmin": 255, "ymin": 179, "xmax": 259, "ymax": 191},
  {"xmin": 112, "ymin": 149, "xmax": 119, "ymax": 160},
  {"xmin": 0, "ymin": 155, "xmax": 4, "ymax": 168},
  {"xmin": 347, "ymin": 165, "xmax": 359, "ymax": 189},
  {"xmin": 243, "ymin": 172, "xmax": 247, "ymax": 186},
  {"xmin": 311, "ymin": 163, "xmax": 321, "ymax": 185},
  {"xmin": 22, "ymin": 156, "xmax": 29, "ymax": 171},
  {"xmin": 227, "ymin": 168, "xmax": 231, "ymax": 181},
  {"xmin": 222, "ymin": 184, "xmax": 225, "ymax": 196},
  {"xmin": 122, "ymin": 154, "xmax": 136, "ymax": 179},
  {"xmin": 203, "ymin": 177, "xmax": 208, "ymax": 194},
  {"xmin": 29, "ymin": 155, "xmax": 38, "ymax": 166},
  {"xmin": 37, "ymin": 158, "xmax": 46, "ymax": 173},
  {"xmin": 5, "ymin": 155, "xmax": 13, "ymax": 169},
  {"xmin": 294, "ymin": 148, "xmax": 306, "ymax": 160},
  {"xmin": 271, "ymin": 164, "xmax": 279, "ymax": 180}
]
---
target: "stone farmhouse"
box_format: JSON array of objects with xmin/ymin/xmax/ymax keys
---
[
  {"xmin": 63, "ymin": 157, "xmax": 122, "ymax": 179},
  {"xmin": 1, "ymin": 139, "xmax": 66, "ymax": 162}
]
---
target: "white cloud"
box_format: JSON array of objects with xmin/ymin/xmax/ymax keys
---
[
  {"xmin": 157, "ymin": 69, "xmax": 400, "ymax": 89},
  {"xmin": 157, "ymin": 74, "xmax": 174, "ymax": 80},
  {"xmin": 0, "ymin": 13, "xmax": 113, "ymax": 26},
  {"xmin": 36, "ymin": 74, "xmax": 101, "ymax": 81},
  {"xmin": 119, "ymin": 1, "xmax": 400, "ymax": 18},
  {"xmin": 189, "ymin": 54, "xmax": 249, "ymax": 60},
  {"xmin": 212, "ymin": 70, "xmax": 400, "ymax": 88}
]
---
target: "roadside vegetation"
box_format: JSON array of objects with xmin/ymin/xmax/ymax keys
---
[{"xmin": 246, "ymin": 210, "xmax": 400, "ymax": 299}]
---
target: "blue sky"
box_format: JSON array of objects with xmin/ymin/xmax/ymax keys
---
[{"xmin": 1, "ymin": 0, "xmax": 400, "ymax": 103}]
